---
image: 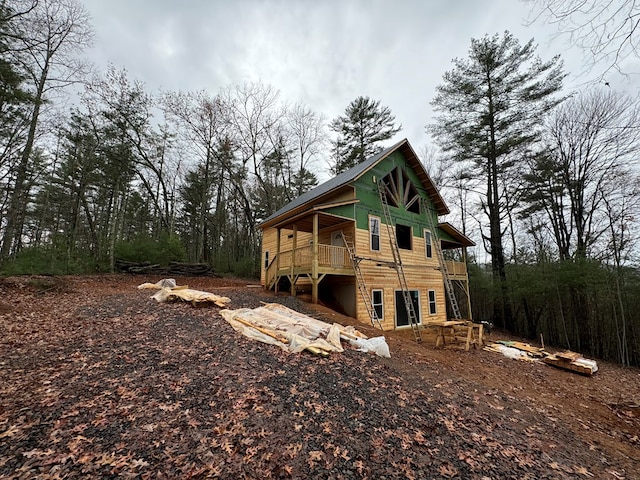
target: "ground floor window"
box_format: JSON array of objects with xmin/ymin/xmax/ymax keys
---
[
  {"xmin": 372, "ymin": 289, "xmax": 383, "ymax": 320},
  {"xmin": 395, "ymin": 290, "xmax": 420, "ymax": 327},
  {"xmin": 264, "ymin": 251, "xmax": 269, "ymax": 269},
  {"xmin": 428, "ymin": 289, "xmax": 437, "ymax": 315}
]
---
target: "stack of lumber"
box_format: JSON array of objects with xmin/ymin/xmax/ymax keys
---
[
  {"xmin": 543, "ymin": 351, "xmax": 598, "ymax": 376},
  {"xmin": 116, "ymin": 260, "xmax": 215, "ymax": 276},
  {"xmin": 483, "ymin": 341, "xmax": 599, "ymax": 376}
]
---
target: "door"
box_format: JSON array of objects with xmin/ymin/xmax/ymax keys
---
[
  {"xmin": 331, "ymin": 231, "xmax": 344, "ymax": 267},
  {"xmin": 395, "ymin": 290, "xmax": 420, "ymax": 327}
]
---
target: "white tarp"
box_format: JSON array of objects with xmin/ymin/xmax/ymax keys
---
[
  {"xmin": 137, "ymin": 279, "xmax": 231, "ymax": 307},
  {"xmin": 220, "ymin": 303, "xmax": 390, "ymax": 358}
]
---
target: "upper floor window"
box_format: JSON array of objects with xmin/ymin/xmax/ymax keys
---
[
  {"xmin": 424, "ymin": 229, "xmax": 432, "ymax": 258},
  {"xmin": 369, "ymin": 216, "xmax": 381, "ymax": 251},
  {"xmin": 396, "ymin": 223, "xmax": 412, "ymax": 250}
]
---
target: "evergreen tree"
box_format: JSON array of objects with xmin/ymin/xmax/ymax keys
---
[
  {"xmin": 330, "ymin": 96, "xmax": 401, "ymax": 175},
  {"xmin": 429, "ymin": 31, "xmax": 565, "ymax": 329}
]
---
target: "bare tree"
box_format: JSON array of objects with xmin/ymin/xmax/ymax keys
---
[
  {"xmin": 162, "ymin": 89, "xmax": 227, "ymax": 263},
  {"xmin": 0, "ymin": 0, "xmax": 93, "ymax": 260},
  {"xmin": 524, "ymin": 89, "xmax": 640, "ymax": 259},
  {"xmin": 526, "ymin": 0, "xmax": 640, "ymax": 77},
  {"xmin": 286, "ymin": 102, "xmax": 324, "ymax": 196}
]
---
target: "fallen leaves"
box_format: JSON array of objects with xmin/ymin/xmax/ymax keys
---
[{"xmin": 0, "ymin": 275, "xmax": 637, "ymax": 479}]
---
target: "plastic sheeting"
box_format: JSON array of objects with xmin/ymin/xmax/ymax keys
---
[
  {"xmin": 137, "ymin": 279, "xmax": 231, "ymax": 307},
  {"xmin": 221, "ymin": 303, "xmax": 390, "ymax": 358}
]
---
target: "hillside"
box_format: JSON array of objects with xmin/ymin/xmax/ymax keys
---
[{"xmin": 0, "ymin": 275, "xmax": 638, "ymax": 479}]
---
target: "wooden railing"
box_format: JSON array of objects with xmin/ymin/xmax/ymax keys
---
[
  {"xmin": 318, "ymin": 244, "xmax": 349, "ymax": 268},
  {"xmin": 268, "ymin": 244, "xmax": 350, "ymax": 278},
  {"xmin": 445, "ymin": 260, "xmax": 467, "ymax": 278}
]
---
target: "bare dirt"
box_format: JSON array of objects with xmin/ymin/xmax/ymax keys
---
[{"xmin": 0, "ymin": 274, "xmax": 638, "ymax": 479}]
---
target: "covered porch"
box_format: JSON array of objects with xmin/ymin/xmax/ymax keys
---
[{"xmin": 264, "ymin": 209, "xmax": 356, "ymax": 303}]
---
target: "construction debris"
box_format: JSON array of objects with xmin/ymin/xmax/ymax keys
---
[
  {"xmin": 484, "ymin": 341, "xmax": 598, "ymax": 376},
  {"xmin": 137, "ymin": 279, "xmax": 231, "ymax": 307},
  {"xmin": 543, "ymin": 351, "xmax": 599, "ymax": 376},
  {"xmin": 221, "ymin": 303, "xmax": 390, "ymax": 358}
]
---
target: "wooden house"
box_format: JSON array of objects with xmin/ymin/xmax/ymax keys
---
[{"xmin": 259, "ymin": 139, "xmax": 474, "ymax": 332}]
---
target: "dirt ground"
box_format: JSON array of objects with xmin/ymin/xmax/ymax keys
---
[{"xmin": 0, "ymin": 274, "xmax": 638, "ymax": 479}]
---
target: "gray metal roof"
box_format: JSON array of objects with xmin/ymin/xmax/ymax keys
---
[
  {"xmin": 259, "ymin": 138, "xmax": 449, "ymax": 228},
  {"xmin": 260, "ymin": 139, "xmax": 406, "ymax": 227}
]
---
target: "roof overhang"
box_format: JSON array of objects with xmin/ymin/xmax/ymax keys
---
[
  {"xmin": 267, "ymin": 199, "xmax": 358, "ymax": 232},
  {"xmin": 439, "ymin": 222, "xmax": 475, "ymax": 248}
]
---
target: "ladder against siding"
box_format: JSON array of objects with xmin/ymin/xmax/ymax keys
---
[
  {"xmin": 421, "ymin": 198, "xmax": 462, "ymax": 320},
  {"xmin": 377, "ymin": 181, "xmax": 422, "ymax": 343},
  {"xmin": 340, "ymin": 232, "xmax": 383, "ymax": 330}
]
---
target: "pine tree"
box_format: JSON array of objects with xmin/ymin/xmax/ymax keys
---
[
  {"xmin": 330, "ymin": 96, "xmax": 401, "ymax": 175},
  {"xmin": 429, "ymin": 31, "xmax": 565, "ymax": 329}
]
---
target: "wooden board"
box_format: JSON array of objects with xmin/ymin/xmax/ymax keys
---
[{"xmin": 543, "ymin": 354, "xmax": 597, "ymax": 376}]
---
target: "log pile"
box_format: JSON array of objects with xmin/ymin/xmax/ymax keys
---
[{"xmin": 116, "ymin": 260, "xmax": 215, "ymax": 276}]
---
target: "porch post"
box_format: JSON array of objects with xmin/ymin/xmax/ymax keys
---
[
  {"xmin": 275, "ymin": 228, "xmax": 281, "ymax": 294},
  {"xmin": 463, "ymin": 246, "xmax": 472, "ymax": 320},
  {"xmin": 290, "ymin": 224, "xmax": 297, "ymax": 296},
  {"xmin": 311, "ymin": 214, "xmax": 319, "ymax": 304}
]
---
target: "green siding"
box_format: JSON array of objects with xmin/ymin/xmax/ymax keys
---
[
  {"xmin": 351, "ymin": 150, "xmax": 449, "ymax": 240},
  {"xmin": 324, "ymin": 204, "xmax": 355, "ymax": 219}
]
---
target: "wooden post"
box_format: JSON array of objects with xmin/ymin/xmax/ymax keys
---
[
  {"xmin": 312, "ymin": 214, "xmax": 319, "ymax": 304},
  {"xmin": 462, "ymin": 246, "xmax": 472, "ymax": 321},
  {"xmin": 291, "ymin": 224, "xmax": 297, "ymax": 296},
  {"xmin": 275, "ymin": 228, "xmax": 281, "ymax": 294}
]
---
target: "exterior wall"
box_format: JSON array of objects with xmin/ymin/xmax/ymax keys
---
[{"xmin": 353, "ymin": 226, "xmax": 447, "ymax": 330}]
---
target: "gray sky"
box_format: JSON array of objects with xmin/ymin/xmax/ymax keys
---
[{"xmin": 82, "ymin": 0, "xmax": 612, "ymax": 155}]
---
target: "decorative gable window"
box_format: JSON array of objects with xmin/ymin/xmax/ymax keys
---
[
  {"xmin": 369, "ymin": 216, "xmax": 381, "ymax": 251},
  {"xmin": 380, "ymin": 167, "xmax": 421, "ymax": 214}
]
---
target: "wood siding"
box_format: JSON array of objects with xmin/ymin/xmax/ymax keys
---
[{"xmin": 353, "ymin": 226, "xmax": 448, "ymax": 330}]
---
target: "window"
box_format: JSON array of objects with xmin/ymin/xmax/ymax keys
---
[
  {"xmin": 428, "ymin": 290, "xmax": 437, "ymax": 315},
  {"xmin": 424, "ymin": 230, "xmax": 432, "ymax": 258},
  {"xmin": 264, "ymin": 251, "xmax": 269, "ymax": 269},
  {"xmin": 395, "ymin": 290, "xmax": 421, "ymax": 327},
  {"xmin": 372, "ymin": 289, "xmax": 384, "ymax": 320},
  {"xmin": 396, "ymin": 223, "xmax": 412, "ymax": 250},
  {"xmin": 369, "ymin": 216, "xmax": 381, "ymax": 251},
  {"xmin": 380, "ymin": 167, "xmax": 421, "ymax": 214}
]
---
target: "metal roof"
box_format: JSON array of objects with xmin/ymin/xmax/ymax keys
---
[{"xmin": 259, "ymin": 138, "xmax": 449, "ymax": 229}]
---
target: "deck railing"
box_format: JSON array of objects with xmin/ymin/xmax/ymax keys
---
[
  {"xmin": 269, "ymin": 244, "xmax": 351, "ymax": 274},
  {"xmin": 445, "ymin": 260, "xmax": 467, "ymax": 277}
]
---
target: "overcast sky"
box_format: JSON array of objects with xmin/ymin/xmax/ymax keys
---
[{"xmin": 82, "ymin": 0, "xmax": 623, "ymax": 155}]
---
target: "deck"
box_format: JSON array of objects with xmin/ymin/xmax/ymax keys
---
[{"xmin": 266, "ymin": 244, "xmax": 468, "ymax": 289}]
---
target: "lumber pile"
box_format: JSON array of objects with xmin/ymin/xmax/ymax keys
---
[
  {"xmin": 543, "ymin": 351, "xmax": 598, "ymax": 376},
  {"xmin": 484, "ymin": 341, "xmax": 598, "ymax": 376},
  {"xmin": 117, "ymin": 260, "xmax": 215, "ymax": 276}
]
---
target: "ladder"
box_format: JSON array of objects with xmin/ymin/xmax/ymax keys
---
[
  {"xmin": 378, "ymin": 181, "xmax": 422, "ymax": 342},
  {"xmin": 341, "ymin": 232, "xmax": 383, "ymax": 330},
  {"xmin": 422, "ymin": 198, "xmax": 462, "ymax": 320}
]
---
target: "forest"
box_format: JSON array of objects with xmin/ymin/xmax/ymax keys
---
[{"xmin": 1, "ymin": 0, "xmax": 639, "ymax": 366}]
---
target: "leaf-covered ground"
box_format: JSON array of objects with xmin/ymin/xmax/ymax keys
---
[{"xmin": 0, "ymin": 275, "xmax": 638, "ymax": 479}]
